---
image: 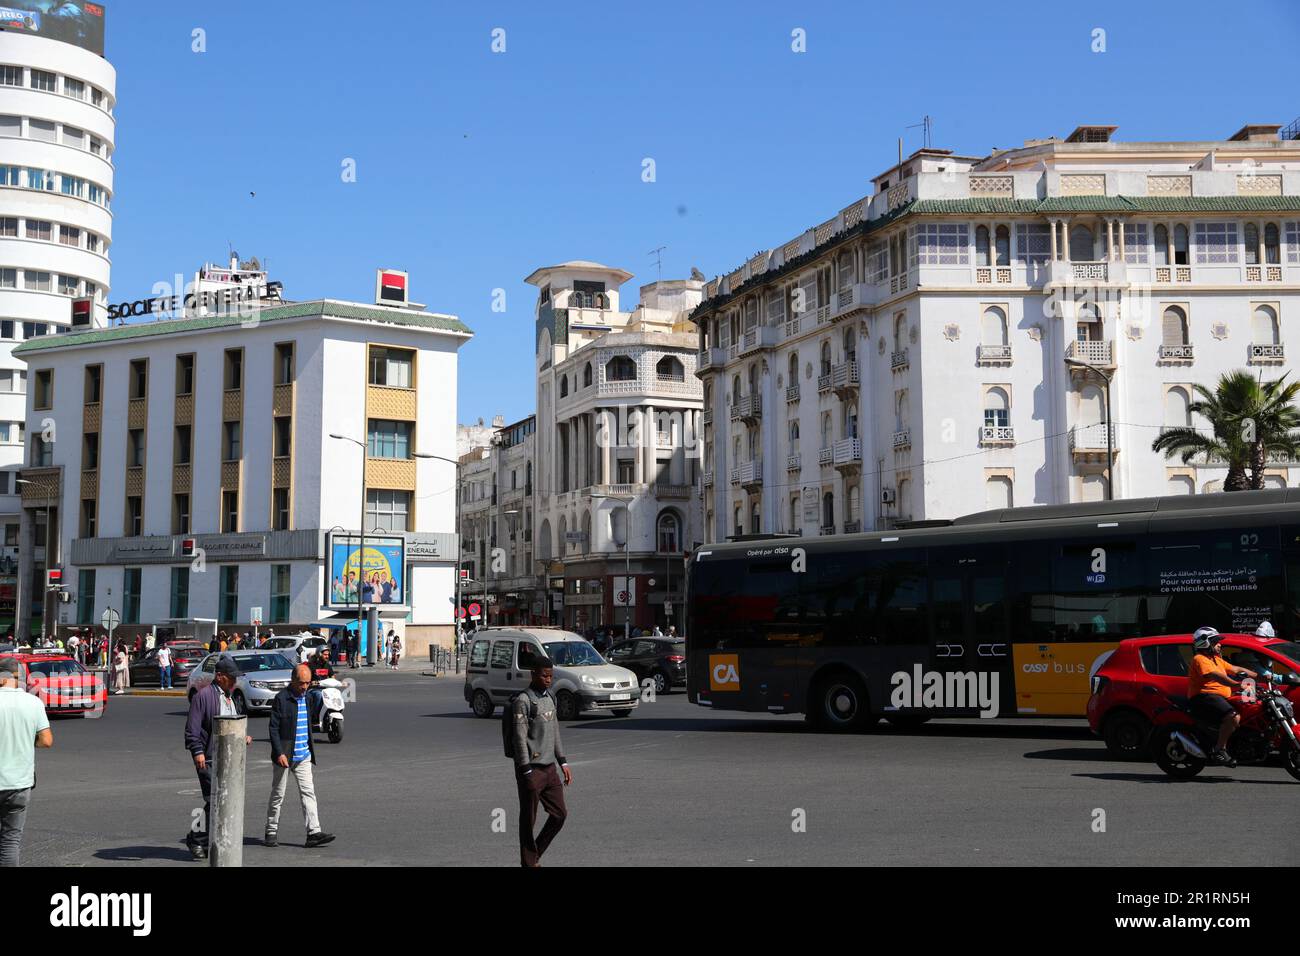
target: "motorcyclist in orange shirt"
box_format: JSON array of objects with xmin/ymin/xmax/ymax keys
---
[{"xmin": 1188, "ymin": 627, "xmax": 1258, "ymax": 766}]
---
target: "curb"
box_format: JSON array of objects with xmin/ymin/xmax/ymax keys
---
[{"xmin": 126, "ymin": 689, "xmax": 187, "ymax": 698}]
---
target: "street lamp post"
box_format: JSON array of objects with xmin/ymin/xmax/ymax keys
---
[
  {"xmin": 16, "ymin": 477, "xmax": 55, "ymax": 642},
  {"xmin": 1065, "ymin": 358, "xmax": 1114, "ymax": 501},
  {"xmin": 328, "ymin": 434, "xmax": 369, "ymax": 663}
]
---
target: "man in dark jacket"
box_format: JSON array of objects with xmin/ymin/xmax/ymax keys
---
[
  {"xmin": 265, "ymin": 664, "xmax": 335, "ymax": 849},
  {"xmin": 183, "ymin": 656, "xmax": 251, "ymax": 860},
  {"xmin": 511, "ymin": 659, "xmax": 571, "ymax": 867}
]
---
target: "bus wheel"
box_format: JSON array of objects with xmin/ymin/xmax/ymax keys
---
[
  {"xmin": 885, "ymin": 714, "xmax": 931, "ymax": 730},
  {"xmin": 812, "ymin": 673, "xmax": 872, "ymax": 732},
  {"xmin": 1102, "ymin": 712, "xmax": 1150, "ymax": 760}
]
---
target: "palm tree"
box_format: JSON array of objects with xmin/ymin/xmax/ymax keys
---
[{"xmin": 1151, "ymin": 371, "xmax": 1300, "ymax": 490}]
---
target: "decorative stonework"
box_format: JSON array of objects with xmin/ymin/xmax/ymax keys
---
[
  {"xmin": 1211, "ymin": 322, "xmax": 1229, "ymax": 340},
  {"xmin": 969, "ymin": 175, "xmax": 1013, "ymax": 197},
  {"xmin": 1026, "ymin": 325, "xmax": 1043, "ymax": 342},
  {"xmin": 814, "ymin": 218, "xmax": 835, "ymax": 245},
  {"xmin": 805, "ymin": 362, "xmax": 814, "ymax": 379},
  {"xmin": 943, "ymin": 323, "xmax": 961, "ymax": 341},
  {"xmin": 887, "ymin": 182, "xmax": 910, "ymax": 211},
  {"xmin": 878, "ymin": 337, "xmax": 886, "ymax": 355},
  {"xmin": 1237, "ymin": 174, "xmax": 1283, "ymax": 196},
  {"xmin": 776, "ymin": 373, "xmax": 783, "ymax": 388},
  {"xmin": 976, "ymin": 268, "xmax": 992, "ymax": 284},
  {"xmin": 782, "ymin": 239, "xmax": 802, "ymax": 262},
  {"xmin": 747, "ymin": 252, "xmax": 768, "ymax": 276},
  {"xmin": 842, "ymin": 199, "xmax": 867, "ymax": 229},
  {"xmin": 909, "ymin": 326, "xmax": 919, "ymax": 345},
  {"xmin": 1060, "ymin": 174, "xmax": 1106, "ymax": 196},
  {"xmin": 1147, "ymin": 175, "xmax": 1191, "ymax": 197},
  {"xmin": 1126, "ymin": 324, "xmax": 1143, "ymax": 341}
]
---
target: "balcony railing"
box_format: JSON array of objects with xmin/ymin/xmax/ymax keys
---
[
  {"xmin": 1069, "ymin": 423, "xmax": 1118, "ymax": 452},
  {"xmin": 831, "ymin": 361, "xmax": 860, "ymax": 393},
  {"xmin": 892, "ymin": 428, "xmax": 911, "ymax": 449},
  {"xmin": 786, "ymin": 384, "xmax": 800, "ymax": 403},
  {"xmin": 739, "ymin": 325, "xmax": 779, "ymax": 355},
  {"xmin": 979, "ymin": 425, "xmax": 1015, "ymax": 445},
  {"xmin": 701, "ymin": 408, "xmax": 713, "ymax": 426},
  {"xmin": 1066, "ymin": 339, "xmax": 1114, "ymax": 367},
  {"xmin": 702, "ymin": 470, "xmax": 713, "ymax": 487},
  {"xmin": 977, "ymin": 344, "xmax": 1012, "ymax": 365},
  {"xmin": 843, "ymin": 520, "xmax": 862, "ymax": 534},
  {"xmin": 891, "ymin": 348, "xmax": 909, "ymax": 371},
  {"xmin": 818, "ymin": 446, "xmax": 833, "ymax": 466},
  {"xmin": 729, "ymin": 395, "xmax": 762, "ymax": 422},
  {"xmin": 1158, "ymin": 343, "xmax": 1195, "ymax": 362},
  {"xmin": 653, "ymin": 483, "xmax": 692, "ymax": 499},
  {"xmin": 787, "ymin": 453, "xmax": 801, "ymax": 471},
  {"xmin": 1071, "ymin": 261, "xmax": 1108, "ymax": 282},
  {"xmin": 832, "ymin": 437, "xmax": 862, "ymax": 467},
  {"xmin": 729, "ymin": 460, "xmax": 762, "ymax": 487},
  {"xmin": 817, "ymin": 371, "xmax": 833, "ymax": 393},
  {"xmin": 1249, "ymin": 343, "xmax": 1285, "ymax": 364},
  {"xmin": 819, "ymin": 524, "xmax": 836, "ymax": 536}
]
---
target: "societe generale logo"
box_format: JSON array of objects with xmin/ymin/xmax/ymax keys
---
[{"xmin": 709, "ymin": 654, "xmax": 740, "ymax": 691}]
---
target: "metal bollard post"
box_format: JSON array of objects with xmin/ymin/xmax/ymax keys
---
[{"xmin": 210, "ymin": 714, "xmax": 247, "ymax": 868}]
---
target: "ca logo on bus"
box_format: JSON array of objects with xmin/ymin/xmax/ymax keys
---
[{"xmin": 709, "ymin": 654, "xmax": 740, "ymax": 691}]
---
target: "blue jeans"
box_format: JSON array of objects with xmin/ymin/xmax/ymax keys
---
[
  {"xmin": 159, "ymin": 665, "xmax": 172, "ymax": 689},
  {"xmin": 0, "ymin": 787, "xmax": 31, "ymax": 867}
]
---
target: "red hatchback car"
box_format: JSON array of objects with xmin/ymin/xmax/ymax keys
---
[
  {"xmin": 0, "ymin": 652, "xmax": 108, "ymax": 716},
  {"xmin": 1087, "ymin": 633, "xmax": 1300, "ymax": 758}
]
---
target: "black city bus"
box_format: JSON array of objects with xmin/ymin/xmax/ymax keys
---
[{"xmin": 685, "ymin": 490, "xmax": 1300, "ymax": 729}]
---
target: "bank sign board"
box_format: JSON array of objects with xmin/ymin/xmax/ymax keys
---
[
  {"xmin": 327, "ymin": 534, "xmax": 406, "ymax": 609},
  {"xmin": 0, "ymin": 2, "xmax": 106, "ymax": 56}
]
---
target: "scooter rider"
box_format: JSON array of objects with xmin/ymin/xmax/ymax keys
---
[{"xmin": 1188, "ymin": 626, "xmax": 1258, "ymax": 766}]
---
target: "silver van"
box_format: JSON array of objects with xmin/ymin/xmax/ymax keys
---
[{"xmin": 463, "ymin": 627, "xmax": 640, "ymax": 720}]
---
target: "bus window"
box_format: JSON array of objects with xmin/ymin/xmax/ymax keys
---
[
  {"xmin": 866, "ymin": 553, "xmax": 928, "ymax": 646},
  {"xmin": 1050, "ymin": 539, "xmax": 1143, "ymax": 640},
  {"xmin": 1146, "ymin": 527, "xmax": 1281, "ymax": 635}
]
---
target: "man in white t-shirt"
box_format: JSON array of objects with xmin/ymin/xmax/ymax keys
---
[
  {"xmin": 156, "ymin": 643, "xmax": 175, "ymax": 690},
  {"xmin": 0, "ymin": 656, "xmax": 53, "ymax": 867}
]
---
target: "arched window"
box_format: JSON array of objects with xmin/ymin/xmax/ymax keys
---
[
  {"xmin": 1264, "ymin": 223, "xmax": 1280, "ymax": 264},
  {"xmin": 1069, "ymin": 225, "xmax": 1094, "ymax": 262},
  {"xmin": 732, "ymin": 434, "xmax": 741, "ymax": 463},
  {"xmin": 750, "ymin": 501, "xmax": 760, "ymax": 534},
  {"xmin": 583, "ymin": 363, "xmax": 592, "ymax": 387},
  {"xmin": 1161, "ymin": 306, "xmax": 1189, "ymax": 346},
  {"xmin": 848, "ymin": 484, "xmax": 861, "ymax": 523},
  {"xmin": 606, "ymin": 355, "xmax": 636, "ymax": 382},
  {"xmin": 733, "ymin": 506, "xmax": 742, "ymax": 537},
  {"xmin": 1154, "ymin": 224, "xmax": 1170, "ymax": 266},
  {"xmin": 525, "ymin": 461, "xmax": 532, "ymax": 492},
  {"xmin": 1245, "ymin": 223, "xmax": 1260, "ymax": 265},
  {"xmin": 975, "ymin": 226, "xmax": 990, "ymax": 267},
  {"xmin": 837, "ymin": 250, "xmax": 853, "ymax": 289},
  {"xmin": 789, "ymin": 419, "xmax": 800, "ymax": 442},
  {"xmin": 1164, "ymin": 386, "xmax": 1191, "ymax": 428},
  {"xmin": 984, "ymin": 387, "xmax": 1010, "ymax": 428},
  {"xmin": 656, "ymin": 356, "xmax": 684, "ymax": 382},
  {"xmin": 894, "ymin": 313, "xmax": 907, "ymax": 351},
  {"xmin": 656, "ymin": 511, "xmax": 680, "ymax": 553},
  {"xmin": 1079, "ymin": 384, "xmax": 1105, "ymax": 427},
  {"xmin": 789, "ymin": 496, "xmax": 799, "ymax": 533},
  {"xmin": 579, "ymin": 510, "xmax": 591, "ymax": 553},
  {"xmin": 843, "ymin": 327, "xmax": 856, "ymax": 362},
  {"xmin": 981, "ymin": 306, "xmax": 1008, "ymax": 346},
  {"xmin": 995, "ymin": 225, "xmax": 1010, "ymax": 266},
  {"xmin": 820, "ymin": 341, "xmax": 831, "ymax": 375},
  {"xmin": 821, "ymin": 411, "xmax": 832, "ymax": 448},
  {"xmin": 843, "ymin": 403, "xmax": 858, "ymax": 439},
  {"xmin": 897, "ymin": 478, "xmax": 911, "ymax": 518},
  {"xmin": 595, "ymin": 292, "xmax": 609, "ymax": 309},
  {"xmin": 1173, "ymin": 224, "xmax": 1190, "ymax": 265},
  {"xmin": 821, "ymin": 492, "xmax": 834, "ymax": 529},
  {"xmin": 559, "ymin": 376, "xmax": 568, "ymax": 398},
  {"xmin": 557, "ymin": 515, "xmax": 568, "ymax": 555},
  {"xmin": 1253, "ymin": 305, "xmax": 1279, "ymax": 345},
  {"xmin": 985, "ymin": 476, "xmax": 1013, "ymax": 510},
  {"xmin": 788, "ymin": 352, "xmax": 799, "ymax": 386},
  {"xmin": 1166, "ymin": 475, "xmax": 1194, "ymax": 496},
  {"xmin": 895, "ymin": 391, "xmax": 909, "ymax": 430},
  {"xmin": 747, "ymin": 363, "xmax": 759, "ymax": 396}
]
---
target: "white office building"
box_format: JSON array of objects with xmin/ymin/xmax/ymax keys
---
[
  {"xmin": 14, "ymin": 290, "xmax": 470, "ymax": 657},
  {"xmin": 0, "ymin": 24, "xmax": 115, "ymax": 630},
  {"xmin": 692, "ymin": 123, "xmax": 1300, "ymax": 542}
]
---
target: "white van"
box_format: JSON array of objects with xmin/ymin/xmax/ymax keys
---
[{"xmin": 463, "ymin": 627, "xmax": 640, "ymax": 720}]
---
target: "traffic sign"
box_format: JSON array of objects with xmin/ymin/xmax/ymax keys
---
[
  {"xmin": 467, "ymin": 602, "xmax": 481, "ymax": 617},
  {"xmin": 250, "ymin": 605, "xmax": 263, "ymax": 627},
  {"xmin": 100, "ymin": 607, "xmax": 119, "ymax": 631},
  {"xmin": 456, "ymin": 606, "xmax": 467, "ymax": 619}
]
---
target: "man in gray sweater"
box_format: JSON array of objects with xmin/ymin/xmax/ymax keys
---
[{"xmin": 512, "ymin": 659, "xmax": 572, "ymax": 867}]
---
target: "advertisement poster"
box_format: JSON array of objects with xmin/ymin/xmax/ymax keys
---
[
  {"xmin": 327, "ymin": 534, "xmax": 405, "ymax": 608},
  {"xmin": 0, "ymin": 2, "xmax": 106, "ymax": 56}
]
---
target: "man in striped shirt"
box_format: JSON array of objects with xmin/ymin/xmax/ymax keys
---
[{"xmin": 265, "ymin": 664, "xmax": 335, "ymax": 849}]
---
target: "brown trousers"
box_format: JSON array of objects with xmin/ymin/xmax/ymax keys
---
[{"xmin": 515, "ymin": 763, "xmax": 567, "ymax": 867}]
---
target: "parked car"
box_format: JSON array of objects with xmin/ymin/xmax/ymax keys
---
[
  {"xmin": 0, "ymin": 652, "xmax": 107, "ymax": 716},
  {"xmin": 128, "ymin": 644, "xmax": 207, "ymax": 687},
  {"xmin": 1086, "ymin": 633, "xmax": 1300, "ymax": 759},
  {"xmin": 464, "ymin": 627, "xmax": 640, "ymax": 721},
  {"xmin": 186, "ymin": 649, "xmax": 297, "ymax": 715},
  {"xmin": 607, "ymin": 638, "xmax": 686, "ymax": 694}
]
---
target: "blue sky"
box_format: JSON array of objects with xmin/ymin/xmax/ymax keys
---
[{"xmin": 105, "ymin": 0, "xmax": 1300, "ymax": 425}]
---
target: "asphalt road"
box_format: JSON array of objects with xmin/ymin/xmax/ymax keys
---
[{"xmin": 20, "ymin": 671, "xmax": 1300, "ymax": 867}]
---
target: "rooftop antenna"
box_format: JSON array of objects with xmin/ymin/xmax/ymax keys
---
[
  {"xmin": 904, "ymin": 115, "xmax": 933, "ymax": 151},
  {"xmin": 648, "ymin": 245, "xmax": 667, "ymax": 283}
]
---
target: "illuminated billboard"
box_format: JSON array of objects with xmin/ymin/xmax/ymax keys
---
[
  {"xmin": 326, "ymin": 534, "xmax": 406, "ymax": 609},
  {"xmin": 0, "ymin": 2, "xmax": 106, "ymax": 56}
]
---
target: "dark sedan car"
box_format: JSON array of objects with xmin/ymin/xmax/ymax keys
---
[
  {"xmin": 128, "ymin": 644, "xmax": 207, "ymax": 687},
  {"xmin": 607, "ymin": 638, "xmax": 686, "ymax": 694}
]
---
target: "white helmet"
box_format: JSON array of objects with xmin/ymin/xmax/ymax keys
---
[
  {"xmin": 1192, "ymin": 627, "xmax": 1220, "ymax": 651},
  {"xmin": 1255, "ymin": 621, "xmax": 1276, "ymax": 638}
]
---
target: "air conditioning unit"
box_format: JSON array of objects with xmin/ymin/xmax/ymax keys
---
[{"xmin": 880, "ymin": 488, "xmax": 896, "ymax": 505}]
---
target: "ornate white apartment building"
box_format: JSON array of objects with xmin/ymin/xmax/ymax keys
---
[
  {"xmin": 693, "ymin": 123, "xmax": 1300, "ymax": 543},
  {"xmin": 529, "ymin": 261, "xmax": 704, "ymax": 633}
]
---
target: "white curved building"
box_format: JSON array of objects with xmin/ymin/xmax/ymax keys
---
[{"xmin": 0, "ymin": 29, "xmax": 115, "ymax": 632}]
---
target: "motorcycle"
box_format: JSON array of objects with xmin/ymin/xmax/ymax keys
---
[
  {"xmin": 314, "ymin": 677, "xmax": 346, "ymax": 743},
  {"xmin": 1148, "ymin": 670, "xmax": 1300, "ymax": 780}
]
